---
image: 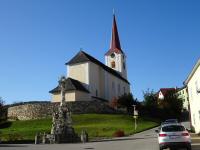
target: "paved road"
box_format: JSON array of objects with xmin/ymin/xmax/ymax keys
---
[
  {"xmin": 0, "ymin": 127, "xmax": 158, "ymax": 150},
  {"xmin": 0, "ymin": 127, "xmax": 200, "ymax": 150}
]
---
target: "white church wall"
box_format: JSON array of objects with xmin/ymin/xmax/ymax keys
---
[
  {"xmin": 105, "ymin": 72, "xmax": 130, "ymax": 101},
  {"xmin": 51, "ymin": 91, "xmax": 90, "ymax": 102},
  {"xmin": 65, "ymin": 58, "xmax": 130, "ymax": 102},
  {"xmin": 88, "ymin": 62, "xmax": 105, "ymax": 99},
  {"xmin": 75, "ymin": 91, "xmax": 91, "ymax": 101},
  {"xmin": 105, "ymin": 53, "xmax": 127, "ymax": 79},
  {"xmin": 51, "ymin": 91, "xmax": 76, "ymax": 102},
  {"xmin": 99, "ymin": 66, "xmax": 106, "ymax": 98},
  {"xmin": 116, "ymin": 53, "xmax": 121, "ymax": 73},
  {"xmin": 105, "ymin": 55, "xmax": 109, "ymax": 66},
  {"xmin": 51, "ymin": 93, "xmax": 60, "ymax": 102},
  {"xmin": 67, "ymin": 63, "xmax": 89, "ymax": 85},
  {"xmin": 66, "ymin": 91, "xmax": 76, "ymax": 101},
  {"xmin": 104, "ymin": 71, "xmax": 109, "ymax": 100}
]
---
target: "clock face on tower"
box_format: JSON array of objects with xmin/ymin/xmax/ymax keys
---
[{"xmin": 111, "ymin": 53, "xmax": 115, "ymax": 58}]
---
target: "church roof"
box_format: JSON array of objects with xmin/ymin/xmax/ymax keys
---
[
  {"xmin": 66, "ymin": 51, "xmax": 129, "ymax": 84},
  {"xmin": 49, "ymin": 77, "xmax": 89, "ymax": 94},
  {"xmin": 105, "ymin": 14, "xmax": 124, "ymax": 55}
]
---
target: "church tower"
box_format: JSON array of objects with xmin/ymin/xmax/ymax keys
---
[{"xmin": 105, "ymin": 14, "xmax": 127, "ymax": 79}]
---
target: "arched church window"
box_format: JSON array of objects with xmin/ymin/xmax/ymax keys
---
[{"xmin": 111, "ymin": 61, "xmax": 115, "ymax": 68}]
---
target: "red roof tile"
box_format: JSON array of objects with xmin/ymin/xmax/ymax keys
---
[{"xmin": 159, "ymin": 88, "xmax": 176, "ymax": 96}]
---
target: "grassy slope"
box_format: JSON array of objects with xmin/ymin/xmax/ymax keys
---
[{"xmin": 0, "ymin": 114, "xmax": 159, "ymax": 141}]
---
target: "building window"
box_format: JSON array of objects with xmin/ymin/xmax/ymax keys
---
[
  {"xmin": 111, "ymin": 61, "xmax": 115, "ymax": 68},
  {"xmin": 190, "ymin": 88, "xmax": 193, "ymax": 101},
  {"xmin": 195, "ymin": 80, "xmax": 200, "ymax": 94},
  {"xmin": 123, "ymin": 62, "xmax": 126, "ymax": 69},
  {"xmin": 96, "ymin": 89, "xmax": 98, "ymax": 97},
  {"xmin": 112, "ymin": 81, "xmax": 116, "ymax": 95},
  {"xmin": 123, "ymin": 87, "xmax": 126, "ymax": 94},
  {"xmin": 118, "ymin": 84, "xmax": 120, "ymax": 94},
  {"xmin": 199, "ymin": 111, "xmax": 200, "ymax": 121},
  {"xmin": 193, "ymin": 114, "xmax": 196, "ymax": 125}
]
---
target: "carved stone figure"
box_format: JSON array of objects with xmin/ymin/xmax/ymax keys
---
[{"xmin": 50, "ymin": 76, "xmax": 79, "ymax": 143}]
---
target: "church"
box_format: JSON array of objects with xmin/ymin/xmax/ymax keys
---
[{"xmin": 49, "ymin": 15, "xmax": 131, "ymax": 102}]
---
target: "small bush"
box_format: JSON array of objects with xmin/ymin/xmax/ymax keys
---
[
  {"xmin": 191, "ymin": 125, "xmax": 196, "ymax": 133},
  {"xmin": 2, "ymin": 133, "xmax": 24, "ymax": 141},
  {"xmin": 8, "ymin": 116, "xmax": 18, "ymax": 121},
  {"xmin": 109, "ymin": 97, "xmax": 118, "ymax": 109},
  {"xmin": 113, "ymin": 130, "xmax": 125, "ymax": 137}
]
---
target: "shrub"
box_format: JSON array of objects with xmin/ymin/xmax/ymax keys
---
[
  {"xmin": 117, "ymin": 93, "xmax": 139, "ymax": 114},
  {"xmin": 8, "ymin": 116, "xmax": 19, "ymax": 121},
  {"xmin": 0, "ymin": 97, "xmax": 5, "ymax": 120},
  {"xmin": 109, "ymin": 97, "xmax": 118, "ymax": 109},
  {"xmin": 2, "ymin": 133, "xmax": 24, "ymax": 141},
  {"xmin": 113, "ymin": 130, "xmax": 125, "ymax": 137}
]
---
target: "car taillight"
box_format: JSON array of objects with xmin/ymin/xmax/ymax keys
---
[
  {"xmin": 159, "ymin": 134, "xmax": 167, "ymax": 137},
  {"xmin": 182, "ymin": 133, "xmax": 189, "ymax": 136}
]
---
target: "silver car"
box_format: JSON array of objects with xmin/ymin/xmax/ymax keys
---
[{"xmin": 156, "ymin": 123, "xmax": 191, "ymax": 150}]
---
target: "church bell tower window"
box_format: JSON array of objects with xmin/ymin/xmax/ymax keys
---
[{"xmin": 111, "ymin": 61, "xmax": 115, "ymax": 68}]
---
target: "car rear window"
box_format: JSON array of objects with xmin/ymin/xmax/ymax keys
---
[
  {"xmin": 162, "ymin": 125, "xmax": 185, "ymax": 132},
  {"xmin": 165, "ymin": 119, "xmax": 178, "ymax": 123}
]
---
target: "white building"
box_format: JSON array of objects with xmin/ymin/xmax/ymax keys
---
[
  {"xmin": 177, "ymin": 86, "xmax": 189, "ymax": 111},
  {"xmin": 184, "ymin": 58, "xmax": 200, "ymax": 133},
  {"xmin": 49, "ymin": 15, "xmax": 131, "ymax": 102},
  {"xmin": 157, "ymin": 88, "xmax": 176, "ymax": 100}
]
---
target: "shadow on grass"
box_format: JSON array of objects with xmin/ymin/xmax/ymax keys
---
[
  {"xmin": 0, "ymin": 144, "xmax": 27, "ymax": 147},
  {"xmin": 84, "ymin": 148, "xmax": 95, "ymax": 150},
  {"xmin": 0, "ymin": 121, "xmax": 12, "ymax": 129},
  {"xmin": 1, "ymin": 140, "xmax": 34, "ymax": 144}
]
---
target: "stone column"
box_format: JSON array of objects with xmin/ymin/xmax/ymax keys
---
[{"xmin": 59, "ymin": 76, "xmax": 66, "ymax": 106}]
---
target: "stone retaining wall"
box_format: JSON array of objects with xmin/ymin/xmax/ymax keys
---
[{"xmin": 7, "ymin": 100, "xmax": 120, "ymax": 120}]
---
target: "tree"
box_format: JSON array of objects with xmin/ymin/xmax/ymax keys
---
[
  {"xmin": 142, "ymin": 88, "xmax": 184, "ymax": 120},
  {"xmin": 143, "ymin": 89, "xmax": 157, "ymax": 109},
  {"xmin": 159, "ymin": 91, "xmax": 183, "ymax": 119},
  {"xmin": 117, "ymin": 93, "xmax": 138, "ymax": 114},
  {"xmin": 0, "ymin": 97, "xmax": 5, "ymax": 121},
  {"xmin": 142, "ymin": 89, "xmax": 159, "ymax": 117},
  {"xmin": 109, "ymin": 97, "xmax": 118, "ymax": 109}
]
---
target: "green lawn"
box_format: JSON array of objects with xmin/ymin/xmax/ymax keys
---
[{"xmin": 0, "ymin": 114, "xmax": 159, "ymax": 142}]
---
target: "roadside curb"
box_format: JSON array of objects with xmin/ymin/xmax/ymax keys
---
[{"xmin": 191, "ymin": 133, "xmax": 200, "ymax": 144}]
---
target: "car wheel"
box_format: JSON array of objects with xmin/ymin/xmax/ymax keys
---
[{"xmin": 159, "ymin": 147, "xmax": 163, "ymax": 150}]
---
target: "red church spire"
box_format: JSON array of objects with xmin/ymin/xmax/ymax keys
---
[{"xmin": 105, "ymin": 14, "xmax": 124, "ymax": 55}]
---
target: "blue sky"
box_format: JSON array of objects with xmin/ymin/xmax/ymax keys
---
[{"xmin": 0, "ymin": 0, "xmax": 200, "ymax": 104}]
